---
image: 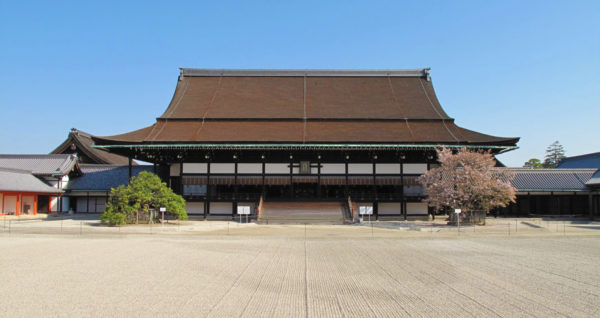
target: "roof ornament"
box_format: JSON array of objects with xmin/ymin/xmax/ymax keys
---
[
  {"xmin": 178, "ymin": 68, "xmax": 184, "ymax": 81},
  {"xmin": 424, "ymin": 68, "xmax": 431, "ymax": 81}
]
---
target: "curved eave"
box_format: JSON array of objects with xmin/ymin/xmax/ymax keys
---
[
  {"xmin": 516, "ymin": 189, "xmax": 590, "ymax": 192},
  {"xmin": 93, "ymin": 143, "xmax": 518, "ymax": 153}
]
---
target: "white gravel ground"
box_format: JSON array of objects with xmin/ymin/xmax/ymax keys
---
[{"xmin": 0, "ymin": 224, "xmax": 599, "ymax": 317}]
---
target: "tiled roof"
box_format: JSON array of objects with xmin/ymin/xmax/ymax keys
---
[
  {"xmin": 0, "ymin": 168, "xmax": 62, "ymax": 193},
  {"xmin": 556, "ymin": 152, "xmax": 600, "ymax": 169},
  {"xmin": 94, "ymin": 69, "xmax": 519, "ymax": 147},
  {"xmin": 66, "ymin": 164, "xmax": 153, "ymax": 191},
  {"xmin": 586, "ymin": 171, "xmax": 600, "ymax": 186},
  {"xmin": 51, "ymin": 128, "xmax": 132, "ymax": 165},
  {"xmin": 0, "ymin": 154, "xmax": 79, "ymax": 176},
  {"xmin": 506, "ymin": 168, "xmax": 597, "ymax": 191}
]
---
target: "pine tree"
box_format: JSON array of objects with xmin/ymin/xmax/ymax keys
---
[{"xmin": 543, "ymin": 141, "xmax": 566, "ymax": 168}]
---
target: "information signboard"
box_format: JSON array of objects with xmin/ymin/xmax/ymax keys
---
[
  {"xmin": 237, "ymin": 206, "xmax": 251, "ymax": 215},
  {"xmin": 359, "ymin": 206, "xmax": 373, "ymax": 215}
]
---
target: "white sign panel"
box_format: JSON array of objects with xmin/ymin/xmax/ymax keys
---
[
  {"xmin": 159, "ymin": 207, "xmax": 166, "ymax": 212},
  {"xmin": 237, "ymin": 206, "xmax": 251, "ymax": 215},
  {"xmin": 359, "ymin": 206, "xmax": 373, "ymax": 215},
  {"xmin": 454, "ymin": 209, "xmax": 462, "ymax": 214}
]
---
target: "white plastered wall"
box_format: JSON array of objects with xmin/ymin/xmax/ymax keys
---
[
  {"xmin": 4, "ymin": 195, "xmax": 17, "ymax": 214},
  {"xmin": 170, "ymin": 163, "xmax": 181, "ymax": 176},
  {"xmin": 238, "ymin": 164, "xmax": 262, "ymax": 174},
  {"xmin": 211, "ymin": 164, "xmax": 235, "ymax": 174},
  {"xmin": 265, "ymin": 163, "xmax": 289, "ymax": 174},
  {"xmin": 211, "ymin": 202, "xmax": 232, "ymax": 215},
  {"xmin": 348, "ymin": 164, "xmax": 372, "ymax": 174},
  {"xmin": 321, "ymin": 164, "xmax": 345, "ymax": 174},
  {"xmin": 379, "ymin": 202, "xmax": 401, "ymax": 215},
  {"xmin": 407, "ymin": 202, "xmax": 428, "ymax": 215},
  {"xmin": 403, "ymin": 163, "xmax": 427, "ymax": 174},
  {"xmin": 376, "ymin": 164, "xmax": 400, "ymax": 174},
  {"xmin": 183, "ymin": 163, "xmax": 207, "ymax": 174},
  {"xmin": 186, "ymin": 202, "xmax": 204, "ymax": 215}
]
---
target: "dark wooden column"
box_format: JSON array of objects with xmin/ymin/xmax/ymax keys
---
[
  {"xmin": 317, "ymin": 155, "xmax": 322, "ymax": 199},
  {"xmin": 205, "ymin": 160, "xmax": 211, "ymax": 219},
  {"xmin": 400, "ymin": 159, "xmax": 406, "ymax": 220},
  {"xmin": 289, "ymin": 155, "xmax": 294, "ymax": 200},
  {"xmin": 344, "ymin": 156, "xmax": 349, "ymax": 198},
  {"xmin": 588, "ymin": 193, "xmax": 593, "ymax": 218},
  {"xmin": 153, "ymin": 162, "xmax": 157, "ymax": 174},
  {"xmin": 179, "ymin": 160, "xmax": 184, "ymax": 195},
  {"xmin": 261, "ymin": 156, "xmax": 266, "ymax": 198},
  {"xmin": 233, "ymin": 158, "xmax": 238, "ymax": 220},
  {"xmin": 128, "ymin": 157, "xmax": 133, "ymax": 181},
  {"xmin": 373, "ymin": 157, "xmax": 378, "ymax": 220}
]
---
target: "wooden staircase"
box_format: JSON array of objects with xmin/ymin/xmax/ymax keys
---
[{"xmin": 259, "ymin": 202, "xmax": 346, "ymax": 224}]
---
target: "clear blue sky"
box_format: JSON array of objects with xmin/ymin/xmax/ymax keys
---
[{"xmin": 1, "ymin": 1, "xmax": 598, "ymax": 166}]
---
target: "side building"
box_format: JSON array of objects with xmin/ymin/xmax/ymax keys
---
[
  {"xmin": 0, "ymin": 154, "xmax": 80, "ymax": 214},
  {"xmin": 92, "ymin": 68, "xmax": 519, "ymax": 220},
  {"xmin": 65, "ymin": 164, "xmax": 153, "ymax": 213}
]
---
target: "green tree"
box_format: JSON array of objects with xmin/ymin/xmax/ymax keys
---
[
  {"xmin": 100, "ymin": 171, "xmax": 187, "ymax": 226},
  {"xmin": 523, "ymin": 158, "xmax": 543, "ymax": 169},
  {"xmin": 543, "ymin": 141, "xmax": 566, "ymax": 168}
]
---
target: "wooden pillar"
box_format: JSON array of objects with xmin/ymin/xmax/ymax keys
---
[
  {"xmin": 33, "ymin": 195, "xmax": 38, "ymax": 215},
  {"xmin": 128, "ymin": 157, "xmax": 133, "ymax": 181},
  {"xmin": 16, "ymin": 194, "xmax": 20, "ymax": 216},
  {"xmin": 205, "ymin": 161, "xmax": 211, "ymax": 219},
  {"xmin": 261, "ymin": 158, "xmax": 266, "ymax": 198},
  {"xmin": 589, "ymin": 193, "xmax": 594, "ymax": 218},
  {"xmin": 344, "ymin": 158, "xmax": 349, "ymax": 198},
  {"xmin": 233, "ymin": 160, "xmax": 238, "ymax": 220},
  {"xmin": 289, "ymin": 155, "xmax": 294, "ymax": 200},
  {"xmin": 153, "ymin": 162, "xmax": 157, "ymax": 174},
  {"xmin": 400, "ymin": 160, "xmax": 406, "ymax": 220},
  {"xmin": 317, "ymin": 156, "xmax": 321, "ymax": 199},
  {"xmin": 87, "ymin": 192, "xmax": 90, "ymax": 213},
  {"xmin": 179, "ymin": 161, "xmax": 184, "ymax": 195},
  {"xmin": 373, "ymin": 158, "xmax": 378, "ymax": 220}
]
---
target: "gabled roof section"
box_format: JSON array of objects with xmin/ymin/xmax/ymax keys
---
[
  {"xmin": 506, "ymin": 168, "xmax": 597, "ymax": 192},
  {"xmin": 556, "ymin": 152, "xmax": 600, "ymax": 169},
  {"xmin": 66, "ymin": 164, "xmax": 153, "ymax": 191},
  {"xmin": 52, "ymin": 128, "xmax": 133, "ymax": 165},
  {"xmin": 0, "ymin": 168, "xmax": 62, "ymax": 193},
  {"xmin": 0, "ymin": 154, "xmax": 80, "ymax": 177},
  {"xmin": 95, "ymin": 68, "xmax": 519, "ymax": 148}
]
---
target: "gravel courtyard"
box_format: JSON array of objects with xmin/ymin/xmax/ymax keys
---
[{"xmin": 1, "ymin": 225, "xmax": 599, "ymax": 317}]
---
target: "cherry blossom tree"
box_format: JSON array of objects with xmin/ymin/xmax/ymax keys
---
[{"xmin": 418, "ymin": 148, "xmax": 516, "ymax": 223}]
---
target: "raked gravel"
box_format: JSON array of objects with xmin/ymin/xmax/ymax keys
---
[{"xmin": 0, "ymin": 227, "xmax": 598, "ymax": 317}]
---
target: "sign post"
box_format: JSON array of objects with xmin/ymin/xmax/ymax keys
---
[
  {"xmin": 359, "ymin": 206, "xmax": 373, "ymax": 223},
  {"xmin": 237, "ymin": 205, "xmax": 250, "ymax": 223},
  {"xmin": 160, "ymin": 207, "xmax": 166, "ymax": 229},
  {"xmin": 454, "ymin": 209, "xmax": 462, "ymax": 234}
]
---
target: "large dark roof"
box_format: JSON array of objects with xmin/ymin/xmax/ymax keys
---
[
  {"xmin": 52, "ymin": 129, "xmax": 132, "ymax": 165},
  {"xmin": 507, "ymin": 168, "xmax": 597, "ymax": 192},
  {"xmin": 95, "ymin": 68, "xmax": 519, "ymax": 148},
  {"xmin": 0, "ymin": 154, "xmax": 80, "ymax": 176},
  {"xmin": 556, "ymin": 152, "xmax": 600, "ymax": 169},
  {"xmin": 66, "ymin": 164, "xmax": 153, "ymax": 191}
]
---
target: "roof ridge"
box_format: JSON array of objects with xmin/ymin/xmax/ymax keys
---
[{"xmin": 180, "ymin": 68, "xmax": 431, "ymax": 78}]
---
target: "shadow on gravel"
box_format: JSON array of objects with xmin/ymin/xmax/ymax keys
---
[{"xmin": 520, "ymin": 222, "xmax": 543, "ymax": 228}]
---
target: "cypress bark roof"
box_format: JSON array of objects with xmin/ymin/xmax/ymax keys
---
[
  {"xmin": 52, "ymin": 129, "xmax": 133, "ymax": 164},
  {"xmin": 95, "ymin": 69, "xmax": 519, "ymax": 147}
]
